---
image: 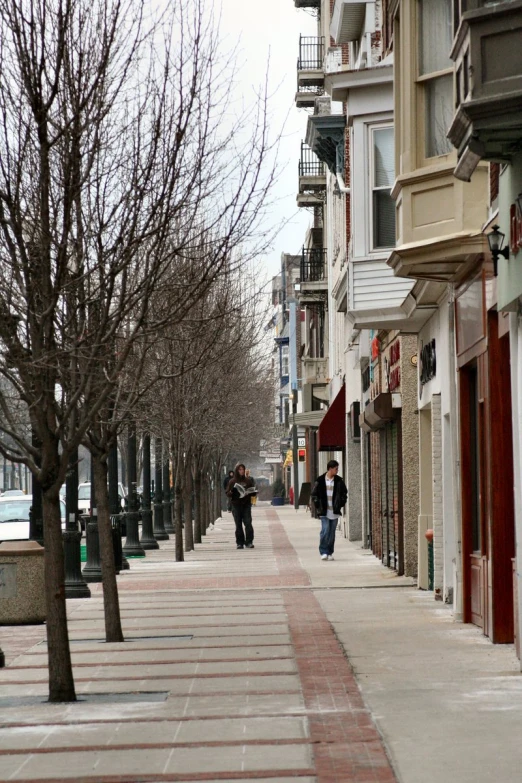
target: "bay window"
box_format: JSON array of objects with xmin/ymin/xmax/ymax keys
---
[{"xmin": 418, "ymin": 0, "xmax": 453, "ymax": 159}]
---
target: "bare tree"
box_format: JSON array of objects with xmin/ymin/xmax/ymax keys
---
[{"xmin": 0, "ymin": 0, "xmax": 279, "ymax": 701}]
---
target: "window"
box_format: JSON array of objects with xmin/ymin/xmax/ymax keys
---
[
  {"xmin": 418, "ymin": 0, "xmax": 453, "ymax": 159},
  {"xmin": 281, "ymin": 345, "xmax": 289, "ymax": 377},
  {"xmin": 371, "ymin": 126, "xmax": 395, "ymax": 249}
]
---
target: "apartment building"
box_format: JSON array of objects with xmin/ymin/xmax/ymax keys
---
[{"xmin": 281, "ymin": 0, "xmax": 522, "ymax": 658}]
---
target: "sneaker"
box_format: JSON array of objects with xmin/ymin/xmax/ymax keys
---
[
  {"xmin": 328, "ymin": 555, "xmax": 335, "ymax": 561},
  {"xmin": 321, "ymin": 554, "xmax": 328, "ymax": 560},
  {"xmin": 237, "ymin": 545, "xmax": 244, "ymax": 549},
  {"xmin": 245, "ymin": 543, "xmax": 255, "ymax": 548}
]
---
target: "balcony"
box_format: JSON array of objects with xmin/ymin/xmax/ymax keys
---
[
  {"xmin": 448, "ymin": 1, "xmax": 522, "ymax": 181},
  {"xmin": 298, "ymin": 142, "xmax": 326, "ymax": 207},
  {"xmin": 294, "ymin": 0, "xmax": 320, "ymax": 7},
  {"xmin": 297, "ymin": 248, "xmax": 328, "ymax": 301},
  {"xmin": 302, "ymin": 356, "xmax": 329, "ymax": 385},
  {"xmin": 330, "ymin": 0, "xmax": 374, "ymax": 45},
  {"xmin": 296, "ymin": 36, "xmax": 325, "ymax": 108}
]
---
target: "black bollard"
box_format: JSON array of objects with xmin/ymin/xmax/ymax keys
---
[
  {"xmin": 153, "ymin": 437, "xmax": 168, "ymax": 540},
  {"xmin": 122, "ymin": 423, "xmax": 145, "ymax": 558},
  {"xmin": 140, "ymin": 434, "xmax": 158, "ymax": 549},
  {"xmin": 64, "ymin": 448, "xmax": 91, "ymax": 598}
]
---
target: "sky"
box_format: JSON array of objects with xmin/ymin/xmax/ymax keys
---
[{"xmin": 218, "ymin": 0, "xmax": 317, "ymax": 281}]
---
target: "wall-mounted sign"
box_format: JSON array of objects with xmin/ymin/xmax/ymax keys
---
[
  {"xmin": 510, "ymin": 200, "xmax": 522, "ymax": 254},
  {"xmin": 419, "ymin": 339, "xmax": 436, "ymax": 391},
  {"xmin": 297, "ymin": 437, "xmax": 306, "ymax": 447}
]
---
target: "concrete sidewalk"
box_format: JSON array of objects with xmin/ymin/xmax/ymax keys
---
[{"xmin": 0, "ymin": 505, "xmax": 520, "ymax": 783}]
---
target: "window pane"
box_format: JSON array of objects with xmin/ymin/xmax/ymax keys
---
[
  {"xmin": 374, "ymin": 128, "xmax": 394, "ymax": 188},
  {"xmin": 419, "ymin": 0, "xmax": 453, "ymax": 76},
  {"xmin": 373, "ymin": 190, "xmax": 396, "ymax": 248},
  {"xmin": 425, "ymin": 74, "xmax": 453, "ymax": 157}
]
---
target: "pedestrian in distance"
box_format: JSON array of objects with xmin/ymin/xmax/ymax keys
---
[
  {"xmin": 311, "ymin": 460, "xmax": 347, "ymax": 561},
  {"xmin": 224, "ymin": 470, "xmax": 234, "ymax": 512},
  {"xmin": 227, "ymin": 463, "xmax": 256, "ymax": 549}
]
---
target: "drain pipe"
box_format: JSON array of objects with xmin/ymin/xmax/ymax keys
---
[{"xmin": 336, "ymin": 173, "xmax": 350, "ymax": 195}]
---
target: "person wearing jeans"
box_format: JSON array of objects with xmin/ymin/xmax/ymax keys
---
[
  {"xmin": 226, "ymin": 463, "xmax": 256, "ymax": 549},
  {"xmin": 311, "ymin": 460, "xmax": 348, "ymax": 561}
]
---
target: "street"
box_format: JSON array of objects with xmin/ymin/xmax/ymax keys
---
[{"xmin": 0, "ymin": 503, "xmax": 520, "ymax": 782}]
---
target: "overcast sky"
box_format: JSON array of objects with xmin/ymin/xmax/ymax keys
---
[{"xmin": 218, "ymin": 0, "xmax": 317, "ymax": 280}]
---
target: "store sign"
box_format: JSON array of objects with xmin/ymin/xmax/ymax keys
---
[
  {"xmin": 385, "ymin": 339, "xmax": 401, "ymax": 393},
  {"xmin": 510, "ymin": 201, "xmax": 522, "ymax": 254},
  {"xmin": 419, "ymin": 339, "xmax": 436, "ymax": 390}
]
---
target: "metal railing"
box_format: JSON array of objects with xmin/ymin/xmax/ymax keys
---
[
  {"xmin": 298, "ymin": 35, "xmax": 325, "ymax": 70},
  {"xmin": 299, "ymin": 142, "xmax": 325, "ymax": 178},
  {"xmin": 300, "ymin": 248, "xmax": 327, "ymax": 282}
]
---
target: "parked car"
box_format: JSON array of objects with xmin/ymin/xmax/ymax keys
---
[
  {"xmin": 1, "ymin": 489, "xmax": 26, "ymax": 497},
  {"xmin": 78, "ymin": 481, "xmax": 127, "ymax": 518},
  {"xmin": 0, "ymin": 495, "xmax": 66, "ymax": 541}
]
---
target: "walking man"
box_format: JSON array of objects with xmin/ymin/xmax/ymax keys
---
[
  {"xmin": 311, "ymin": 460, "xmax": 347, "ymax": 561},
  {"xmin": 227, "ymin": 463, "xmax": 256, "ymax": 549}
]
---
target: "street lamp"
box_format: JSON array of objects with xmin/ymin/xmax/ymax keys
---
[{"xmin": 487, "ymin": 224, "xmax": 509, "ymax": 277}]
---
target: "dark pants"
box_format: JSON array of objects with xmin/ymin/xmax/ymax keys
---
[
  {"xmin": 232, "ymin": 503, "xmax": 254, "ymax": 546},
  {"xmin": 319, "ymin": 516, "xmax": 337, "ymax": 556}
]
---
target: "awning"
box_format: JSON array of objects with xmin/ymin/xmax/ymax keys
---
[
  {"xmin": 317, "ymin": 385, "xmax": 346, "ymax": 451},
  {"xmin": 359, "ymin": 393, "xmax": 398, "ymax": 432},
  {"xmin": 293, "ymin": 410, "xmax": 325, "ymax": 427}
]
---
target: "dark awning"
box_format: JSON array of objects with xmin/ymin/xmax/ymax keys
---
[
  {"xmin": 359, "ymin": 393, "xmax": 397, "ymax": 432},
  {"xmin": 317, "ymin": 385, "xmax": 346, "ymax": 451}
]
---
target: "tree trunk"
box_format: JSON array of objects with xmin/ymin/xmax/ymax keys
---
[
  {"xmin": 201, "ymin": 475, "xmax": 209, "ymax": 535},
  {"xmin": 93, "ymin": 456, "xmax": 124, "ymax": 643},
  {"xmin": 183, "ymin": 458, "xmax": 194, "ymax": 552},
  {"xmin": 42, "ymin": 492, "xmax": 76, "ymax": 702},
  {"xmin": 193, "ymin": 466, "xmax": 202, "ymax": 544}
]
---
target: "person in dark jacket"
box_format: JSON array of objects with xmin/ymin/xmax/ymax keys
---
[
  {"xmin": 311, "ymin": 460, "xmax": 347, "ymax": 561},
  {"xmin": 227, "ymin": 463, "xmax": 256, "ymax": 549}
]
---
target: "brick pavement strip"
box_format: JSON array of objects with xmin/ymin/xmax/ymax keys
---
[{"xmin": 0, "ymin": 508, "xmax": 397, "ymax": 783}]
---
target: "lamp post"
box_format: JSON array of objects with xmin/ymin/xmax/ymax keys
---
[
  {"xmin": 29, "ymin": 431, "xmax": 43, "ymax": 545},
  {"xmin": 487, "ymin": 224, "xmax": 509, "ymax": 277},
  {"xmin": 82, "ymin": 455, "xmax": 103, "ymax": 583},
  {"xmin": 163, "ymin": 447, "xmax": 175, "ymax": 535},
  {"xmin": 153, "ymin": 437, "xmax": 168, "ymax": 540},
  {"xmin": 64, "ymin": 447, "xmax": 91, "ymax": 598},
  {"xmin": 122, "ymin": 423, "xmax": 146, "ymax": 558},
  {"xmin": 140, "ymin": 434, "xmax": 158, "ymax": 549}
]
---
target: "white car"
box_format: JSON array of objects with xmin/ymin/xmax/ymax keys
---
[
  {"xmin": 0, "ymin": 495, "xmax": 66, "ymax": 542},
  {"xmin": 78, "ymin": 482, "xmax": 127, "ymax": 517}
]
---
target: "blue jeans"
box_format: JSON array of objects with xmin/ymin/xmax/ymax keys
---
[
  {"xmin": 319, "ymin": 516, "xmax": 337, "ymax": 556},
  {"xmin": 232, "ymin": 503, "xmax": 254, "ymax": 546}
]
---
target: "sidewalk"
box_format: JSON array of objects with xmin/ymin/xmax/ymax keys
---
[{"xmin": 0, "ymin": 505, "xmax": 520, "ymax": 782}]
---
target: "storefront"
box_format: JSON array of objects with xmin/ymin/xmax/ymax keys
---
[
  {"xmin": 360, "ymin": 333, "xmax": 419, "ymax": 577},
  {"xmin": 456, "ymin": 269, "xmax": 516, "ymax": 643}
]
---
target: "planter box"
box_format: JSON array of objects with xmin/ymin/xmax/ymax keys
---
[{"xmin": 271, "ymin": 497, "xmax": 285, "ymax": 506}]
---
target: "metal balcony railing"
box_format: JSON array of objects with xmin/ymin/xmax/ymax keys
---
[
  {"xmin": 298, "ymin": 36, "xmax": 325, "ymax": 71},
  {"xmin": 301, "ymin": 248, "xmax": 327, "ymax": 283},
  {"xmin": 299, "ymin": 142, "xmax": 325, "ymax": 178}
]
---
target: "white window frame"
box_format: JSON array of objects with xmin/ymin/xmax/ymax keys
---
[
  {"xmin": 368, "ymin": 122, "xmax": 395, "ymax": 253},
  {"xmin": 281, "ymin": 344, "xmax": 289, "ymax": 377}
]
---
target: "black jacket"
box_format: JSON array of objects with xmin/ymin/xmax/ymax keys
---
[
  {"xmin": 311, "ymin": 473, "xmax": 347, "ymax": 517},
  {"xmin": 227, "ymin": 476, "xmax": 256, "ymax": 506}
]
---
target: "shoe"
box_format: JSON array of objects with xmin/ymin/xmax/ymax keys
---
[
  {"xmin": 328, "ymin": 555, "xmax": 334, "ymax": 561},
  {"xmin": 245, "ymin": 543, "xmax": 254, "ymax": 548},
  {"xmin": 321, "ymin": 554, "xmax": 328, "ymax": 560},
  {"xmin": 237, "ymin": 545, "xmax": 244, "ymax": 549}
]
